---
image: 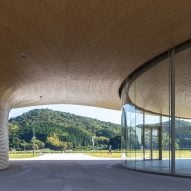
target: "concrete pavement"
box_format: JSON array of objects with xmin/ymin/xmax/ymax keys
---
[{"xmin": 1, "ymin": 154, "xmax": 191, "ymax": 191}]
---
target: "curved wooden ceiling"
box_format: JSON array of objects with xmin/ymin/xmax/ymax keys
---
[{"xmin": 0, "ymin": 0, "xmax": 191, "ymax": 110}]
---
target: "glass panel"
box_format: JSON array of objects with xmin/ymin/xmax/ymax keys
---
[
  {"xmin": 145, "ymin": 113, "xmax": 160, "ymax": 160},
  {"xmin": 126, "ymin": 105, "xmax": 136, "ymax": 169},
  {"xmin": 121, "ymin": 52, "xmax": 171, "ymax": 174},
  {"xmin": 135, "ymin": 109, "xmax": 143, "ymax": 163},
  {"xmin": 144, "ymin": 127, "xmax": 152, "ymax": 160},
  {"xmin": 121, "ymin": 108, "xmax": 127, "ymax": 166},
  {"xmin": 162, "ymin": 116, "xmax": 171, "ymax": 174},
  {"xmin": 175, "ymin": 46, "xmax": 191, "ymax": 176},
  {"xmin": 121, "ymin": 42, "xmax": 191, "ymax": 176}
]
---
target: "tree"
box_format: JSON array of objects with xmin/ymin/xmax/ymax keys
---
[
  {"xmin": 95, "ymin": 136, "xmax": 109, "ymax": 148},
  {"xmin": 47, "ymin": 133, "xmax": 63, "ymax": 150},
  {"xmin": 8, "ymin": 109, "xmax": 121, "ymax": 151},
  {"xmin": 109, "ymin": 135, "xmax": 121, "ymax": 150},
  {"xmin": 9, "ymin": 123, "xmax": 21, "ymax": 150}
]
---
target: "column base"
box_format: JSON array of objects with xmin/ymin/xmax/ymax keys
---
[{"xmin": 0, "ymin": 151, "xmax": 9, "ymax": 170}]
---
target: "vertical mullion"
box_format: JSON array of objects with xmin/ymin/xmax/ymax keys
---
[
  {"xmin": 143, "ymin": 111, "xmax": 145, "ymax": 160},
  {"xmin": 159, "ymin": 114, "xmax": 162, "ymax": 160},
  {"xmin": 170, "ymin": 48, "xmax": 176, "ymax": 175},
  {"xmin": 150, "ymin": 128, "xmax": 153, "ymax": 160}
]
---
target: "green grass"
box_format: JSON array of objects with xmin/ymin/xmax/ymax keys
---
[
  {"xmin": 86, "ymin": 151, "xmax": 121, "ymax": 158},
  {"xmin": 122, "ymin": 150, "xmax": 191, "ymax": 159},
  {"xmin": 9, "ymin": 151, "xmax": 41, "ymax": 159},
  {"xmin": 9, "ymin": 150, "xmax": 122, "ymax": 159},
  {"xmin": 86, "ymin": 150, "xmax": 191, "ymax": 159}
]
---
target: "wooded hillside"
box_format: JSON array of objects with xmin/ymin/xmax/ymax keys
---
[{"xmin": 9, "ymin": 109, "xmax": 121, "ymax": 151}]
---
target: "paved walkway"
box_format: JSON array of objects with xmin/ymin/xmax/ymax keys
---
[
  {"xmin": 10, "ymin": 153, "xmax": 119, "ymax": 161},
  {"xmin": 1, "ymin": 154, "xmax": 191, "ymax": 191},
  {"xmin": 34, "ymin": 153, "xmax": 119, "ymax": 160}
]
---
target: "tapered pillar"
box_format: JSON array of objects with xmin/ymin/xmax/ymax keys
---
[{"xmin": 0, "ymin": 104, "xmax": 10, "ymax": 170}]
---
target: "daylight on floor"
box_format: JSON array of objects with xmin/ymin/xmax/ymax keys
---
[{"xmin": 1, "ymin": 1, "xmax": 191, "ymax": 191}]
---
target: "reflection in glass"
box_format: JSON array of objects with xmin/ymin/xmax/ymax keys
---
[
  {"xmin": 121, "ymin": 46, "xmax": 171, "ymax": 174},
  {"xmin": 121, "ymin": 105, "xmax": 171, "ymax": 173},
  {"xmin": 121, "ymin": 42, "xmax": 191, "ymax": 176},
  {"xmin": 175, "ymin": 47, "xmax": 191, "ymax": 176}
]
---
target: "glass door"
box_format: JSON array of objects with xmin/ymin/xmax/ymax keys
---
[{"xmin": 144, "ymin": 127, "xmax": 159, "ymax": 160}]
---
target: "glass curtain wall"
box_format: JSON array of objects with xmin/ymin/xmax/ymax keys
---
[
  {"xmin": 121, "ymin": 40, "xmax": 191, "ymax": 176},
  {"xmin": 121, "ymin": 55, "xmax": 171, "ymax": 174},
  {"xmin": 175, "ymin": 46, "xmax": 191, "ymax": 176}
]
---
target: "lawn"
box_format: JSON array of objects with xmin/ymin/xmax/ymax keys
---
[
  {"xmin": 8, "ymin": 150, "xmax": 191, "ymax": 159},
  {"xmin": 86, "ymin": 151, "xmax": 121, "ymax": 158},
  {"xmin": 86, "ymin": 150, "xmax": 191, "ymax": 159},
  {"xmin": 9, "ymin": 151, "xmax": 41, "ymax": 159}
]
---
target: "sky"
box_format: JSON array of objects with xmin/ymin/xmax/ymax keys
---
[{"xmin": 9, "ymin": 104, "xmax": 121, "ymax": 124}]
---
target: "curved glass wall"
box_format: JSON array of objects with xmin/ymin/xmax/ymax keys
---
[{"xmin": 121, "ymin": 40, "xmax": 191, "ymax": 176}]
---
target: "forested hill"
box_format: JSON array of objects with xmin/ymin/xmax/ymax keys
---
[{"xmin": 9, "ymin": 109, "xmax": 121, "ymax": 150}]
